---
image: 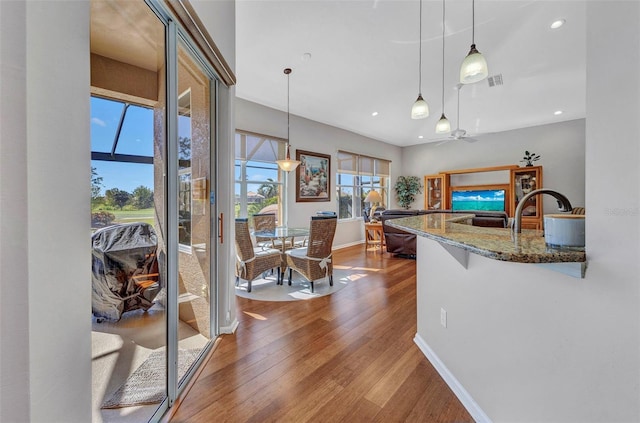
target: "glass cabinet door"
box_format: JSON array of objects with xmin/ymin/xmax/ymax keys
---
[
  {"xmin": 510, "ymin": 166, "xmax": 543, "ymax": 229},
  {"xmin": 424, "ymin": 174, "xmax": 447, "ymax": 210}
]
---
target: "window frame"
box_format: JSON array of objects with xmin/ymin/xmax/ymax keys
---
[
  {"xmin": 234, "ymin": 130, "xmax": 287, "ymax": 224},
  {"xmin": 336, "ymin": 151, "xmax": 390, "ymax": 221}
]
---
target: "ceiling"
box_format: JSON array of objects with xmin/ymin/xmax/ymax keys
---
[{"xmin": 235, "ymin": 0, "xmax": 586, "ymax": 147}]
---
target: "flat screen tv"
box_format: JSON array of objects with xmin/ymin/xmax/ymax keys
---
[{"xmin": 451, "ymin": 188, "xmax": 506, "ymax": 212}]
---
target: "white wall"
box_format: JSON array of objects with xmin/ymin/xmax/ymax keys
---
[
  {"xmin": 0, "ymin": 1, "xmax": 92, "ymax": 422},
  {"xmin": 415, "ymin": 2, "xmax": 639, "ymax": 422},
  {"xmin": 0, "ymin": 1, "xmax": 30, "ymax": 421},
  {"xmin": 190, "ymin": 0, "xmax": 235, "ymax": 74},
  {"xmin": 236, "ymin": 98, "xmax": 403, "ymax": 247},
  {"xmin": 401, "ymin": 119, "xmax": 586, "ymax": 214}
]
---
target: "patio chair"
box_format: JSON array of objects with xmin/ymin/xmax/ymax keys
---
[
  {"xmin": 235, "ymin": 218, "xmax": 282, "ymax": 292},
  {"xmin": 285, "ymin": 216, "xmax": 337, "ymax": 293}
]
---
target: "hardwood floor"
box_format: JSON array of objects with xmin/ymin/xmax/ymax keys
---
[{"xmin": 168, "ymin": 245, "xmax": 474, "ymax": 423}]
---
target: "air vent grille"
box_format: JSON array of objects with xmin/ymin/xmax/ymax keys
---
[{"xmin": 487, "ymin": 74, "xmax": 503, "ymax": 87}]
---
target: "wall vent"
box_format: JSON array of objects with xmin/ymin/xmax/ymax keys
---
[{"xmin": 487, "ymin": 74, "xmax": 503, "ymax": 87}]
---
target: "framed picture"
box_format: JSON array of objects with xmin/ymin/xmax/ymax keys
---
[{"xmin": 295, "ymin": 150, "xmax": 331, "ymax": 202}]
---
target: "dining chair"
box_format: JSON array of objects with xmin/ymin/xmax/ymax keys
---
[
  {"xmin": 234, "ymin": 218, "xmax": 282, "ymax": 292},
  {"xmin": 293, "ymin": 211, "xmax": 336, "ymax": 247},
  {"xmin": 285, "ymin": 216, "xmax": 337, "ymax": 292},
  {"xmin": 252, "ymin": 213, "xmax": 277, "ymax": 248}
]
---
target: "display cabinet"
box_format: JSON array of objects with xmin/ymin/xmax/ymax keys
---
[
  {"xmin": 424, "ymin": 174, "xmax": 449, "ymax": 210},
  {"xmin": 510, "ymin": 166, "xmax": 543, "ymax": 230}
]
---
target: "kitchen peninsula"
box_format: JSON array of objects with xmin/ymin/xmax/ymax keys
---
[
  {"xmin": 386, "ymin": 213, "xmax": 586, "ymax": 266},
  {"xmin": 387, "ymin": 212, "xmax": 590, "ymax": 422}
]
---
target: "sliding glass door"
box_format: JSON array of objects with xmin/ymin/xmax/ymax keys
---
[
  {"xmin": 175, "ymin": 37, "xmax": 215, "ymax": 383},
  {"xmin": 90, "ymin": 1, "xmax": 220, "ymax": 421}
]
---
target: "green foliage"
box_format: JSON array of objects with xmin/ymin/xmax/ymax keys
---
[
  {"xmin": 91, "ymin": 211, "xmax": 115, "ymax": 228},
  {"xmin": 394, "ymin": 176, "xmax": 422, "ymax": 210},
  {"xmin": 257, "ymin": 179, "xmax": 278, "ymax": 199},
  {"xmin": 520, "ymin": 150, "xmax": 541, "ymax": 166},
  {"xmin": 338, "ymin": 193, "xmax": 352, "ymax": 219},
  {"xmin": 179, "ymin": 136, "xmax": 191, "ymax": 161},
  {"xmin": 91, "ymin": 167, "xmax": 103, "ymax": 200},
  {"xmin": 131, "ymin": 185, "xmax": 154, "ymax": 209},
  {"xmin": 104, "ymin": 188, "xmax": 131, "ymax": 210}
]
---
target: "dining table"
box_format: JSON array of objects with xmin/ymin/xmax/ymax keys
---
[{"xmin": 252, "ymin": 226, "xmax": 310, "ymax": 284}]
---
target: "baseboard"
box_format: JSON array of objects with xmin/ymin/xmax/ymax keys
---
[
  {"xmin": 219, "ymin": 318, "xmax": 239, "ymax": 334},
  {"xmin": 413, "ymin": 333, "xmax": 492, "ymax": 423},
  {"xmin": 333, "ymin": 240, "xmax": 364, "ymax": 250}
]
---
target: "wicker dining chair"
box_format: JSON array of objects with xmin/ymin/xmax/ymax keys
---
[
  {"xmin": 252, "ymin": 213, "xmax": 277, "ymax": 248},
  {"xmin": 285, "ymin": 216, "xmax": 337, "ymax": 293},
  {"xmin": 235, "ymin": 218, "xmax": 282, "ymax": 292},
  {"xmin": 293, "ymin": 212, "xmax": 336, "ymax": 248}
]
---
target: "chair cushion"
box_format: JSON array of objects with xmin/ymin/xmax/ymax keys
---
[
  {"xmin": 255, "ymin": 247, "xmax": 281, "ymax": 257},
  {"xmin": 285, "ymin": 247, "xmax": 307, "ymax": 258}
]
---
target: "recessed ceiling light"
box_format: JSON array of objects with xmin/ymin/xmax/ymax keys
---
[
  {"xmin": 554, "ymin": 110, "xmax": 563, "ymax": 116},
  {"xmin": 550, "ymin": 19, "xmax": 565, "ymax": 29},
  {"xmin": 418, "ymin": 135, "xmax": 424, "ymax": 139},
  {"xmin": 371, "ymin": 111, "xmax": 379, "ymax": 117}
]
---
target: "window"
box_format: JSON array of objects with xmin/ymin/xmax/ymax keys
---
[
  {"xmin": 336, "ymin": 151, "xmax": 390, "ymax": 220},
  {"xmin": 235, "ymin": 131, "xmax": 286, "ymax": 223}
]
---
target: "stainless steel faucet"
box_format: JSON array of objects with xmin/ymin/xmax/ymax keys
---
[{"xmin": 513, "ymin": 188, "xmax": 573, "ymax": 233}]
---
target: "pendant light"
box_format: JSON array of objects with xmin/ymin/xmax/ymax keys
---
[
  {"xmin": 435, "ymin": 0, "xmax": 451, "ymax": 133},
  {"xmin": 276, "ymin": 68, "xmax": 301, "ymax": 172},
  {"xmin": 459, "ymin": 0, "xmax": 488, "ymax": 84},
  {"xmin": 411, "ymin": 0, "xmax": 429, "ymax": 119}
]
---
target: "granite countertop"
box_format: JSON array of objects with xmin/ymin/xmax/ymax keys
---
[{"xmin": 386, "ymin": 213, "xmax": 586, "ymax": 264}]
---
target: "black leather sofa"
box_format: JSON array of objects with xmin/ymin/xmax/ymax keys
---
[{"xmin": 379, "ymin": 209, "xmax": 509, "ymax": 257}]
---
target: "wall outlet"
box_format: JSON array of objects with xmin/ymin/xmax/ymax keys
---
[{"xmin": 440, "ymin": 308, "xmax": 447, "ymax": 328}]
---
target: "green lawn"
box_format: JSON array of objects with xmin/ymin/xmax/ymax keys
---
[{"xmin": 110, "ymin": 208, "xmax": 155, "ymax": 226}]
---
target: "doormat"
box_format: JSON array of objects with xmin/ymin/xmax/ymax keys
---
[{"xmin": 101, "ymin": 348, "xmax": 201, "ymax": 409}]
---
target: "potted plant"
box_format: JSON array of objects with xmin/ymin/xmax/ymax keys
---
[
  {"xmin": 394, "ymin": 176, "xmax": 423, "ymax": 210},
  {"xmin": 520, "ymin": 150, "xmax": 541, "ymax": 167}
]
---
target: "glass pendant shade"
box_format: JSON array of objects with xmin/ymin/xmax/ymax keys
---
[
  {"xmin": 435, "ymin": 114, "xmax": 451, "ymax": 133},
  {"xmin": 276, "ymin": 159, "xmax": 300, "ymax": 172},
  {"xmin": 276, "ymin": 144, "xmax": 300, "ymax": 172},
  {"xmin": 411, "ymin": 95, "xmax": 429, "ymax": 119},
  {"xmin": 411, "ymin": 0, "xmax": 429, "ymax": 120},
  {"xmin": 460, "ymin": 44, "xmax": 488, "ymax": 84}
]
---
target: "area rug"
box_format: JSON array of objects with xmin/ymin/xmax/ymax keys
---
[
  {"xmin": 235, "ymin": 269, "xmax": 350, "ymax": 301},
  {"xmin": 101, "ymin": 348, "xmax": 201, "ymax": 409}
]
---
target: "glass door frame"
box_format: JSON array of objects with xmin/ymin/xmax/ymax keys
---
[{"xmin": 145, "ymin": 0, "xmax": 221, "ymax": 419}]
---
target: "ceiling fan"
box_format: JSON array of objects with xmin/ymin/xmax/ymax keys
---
[{"xmin": 435, "ymin": 83, "xmax": 479, "ymax": 145}]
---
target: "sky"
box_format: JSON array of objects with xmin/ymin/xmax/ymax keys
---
[
  {"xmin": 91, "ymin": 97, "xmax": 155, "ymax": 194},
  {"xmin": 91, "ymin": 96, "xmax": 275, "ymax": 197}
]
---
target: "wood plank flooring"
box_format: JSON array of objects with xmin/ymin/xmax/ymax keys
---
[{"xmin": 168, "ymin": 245, "xmax": 474, "ymax": 423}]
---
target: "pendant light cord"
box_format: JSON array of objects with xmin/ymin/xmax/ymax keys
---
[
  {"xmin": 287, "ymin": 70, "xmax": 290, "ymax": 145},
  {"xmin": 441, "ymin": 0, "xmax": 446, "ymax": 110},
  {"xmin": 418, "ymin": 0, "xmax": 422, "ymax": 95},
  {"xmin": 284, "ymin": 67, "xmax": 291, "ymax": 159},
  {"xmin": 472, "ymin": 0, "xmax": 475, "ymax": 45}
]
